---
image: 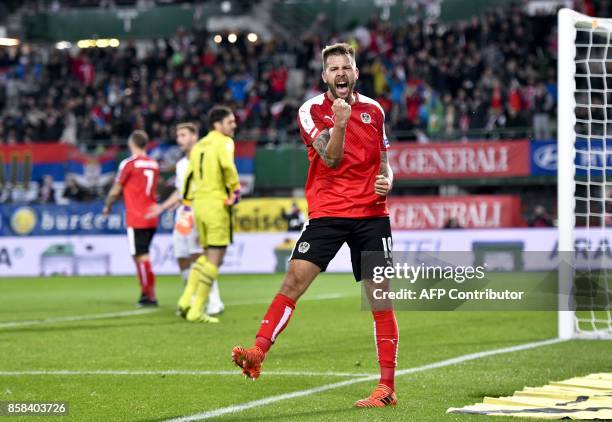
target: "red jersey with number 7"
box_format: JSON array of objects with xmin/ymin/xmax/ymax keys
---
[{"xmin": 115, "ymin": 155, "xmax": 159, "ymax": 228}]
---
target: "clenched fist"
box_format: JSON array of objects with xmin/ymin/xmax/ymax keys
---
[
  {"xmin": 374, "ymin": 175, "xmax": 392, "ymax": 196},
  {"xmin": 332, "ymin": 98, "xmax": 351, "ymax": 127}
]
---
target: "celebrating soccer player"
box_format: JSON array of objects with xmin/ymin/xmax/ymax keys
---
[
  {"xmin": 103, "ymin": 130, "xmax": 160, "ymax": 307},
  {"xmin": 177, "ymin": 107, "xmax": 241, "ymax": 323},
  {"xmin": 146, "ymin": 123, "xmax": 225, "ymax": 315},
  {"xmin": 232, "ymin": 43, "xmax": 398, "ymax": 408}
]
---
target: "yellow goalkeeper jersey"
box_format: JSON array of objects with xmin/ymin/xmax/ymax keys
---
[{"xmin": 183, "ymin": 130, "xmax": 241, "ymax": 201}]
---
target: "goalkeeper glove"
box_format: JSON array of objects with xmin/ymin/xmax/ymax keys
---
[{"xmin": 224, "ymin": 189, "xmax": 241, "ymax": 205}]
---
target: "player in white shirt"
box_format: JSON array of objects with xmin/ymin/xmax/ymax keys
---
[{"xmin": 147, "ymin": 122, "xmax": 224, "ymax": 315}]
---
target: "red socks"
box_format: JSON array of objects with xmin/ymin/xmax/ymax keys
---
[
  {"xmin": 136, "ymin": 259, "xmax": 156, "ymax": 300},
  {"xmin": 373, "ymin": 310, "xmax": 399, "ymax": 391},
  {"xmin": 255, "ymin": 293, "xmax": 296, "ymax": 354},
  {"xmin": 252, "ymin": 295, "xmax": 398, "ymax": 393}
]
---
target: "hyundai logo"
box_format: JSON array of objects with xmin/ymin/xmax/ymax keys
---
[{"xmin": 534, "ymin": 144, "xmax": 557, "ymax": 171}]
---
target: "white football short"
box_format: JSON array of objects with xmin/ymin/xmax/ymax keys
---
[{"xmin": 172, "ymin": 225, "xmax": 202, "ymax": 258}]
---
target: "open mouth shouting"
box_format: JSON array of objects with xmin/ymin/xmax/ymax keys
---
[{"xmin": 334, "ymin": 80, "xmax": 350, "ymax": 98}]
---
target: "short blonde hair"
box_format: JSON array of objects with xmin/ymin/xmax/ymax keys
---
[
  {"xmin": 321, "ymin": 42, "xmax": 355, "ymax": 70},
  {"xmin": 176, "ymin": 122, "xmax": 198, "ymax": 135}
]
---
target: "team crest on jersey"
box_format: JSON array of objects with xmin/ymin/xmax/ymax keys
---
[
  {"xmin": 360, "ymin": 112, "xmax": 371, "ymax": 123},
  {"xmin": 297, "ymin": 242, "xmax": 310, "ymax": 253}
]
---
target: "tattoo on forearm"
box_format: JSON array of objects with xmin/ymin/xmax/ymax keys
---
[
  {"xmin": 312, "ymin": 129, "xmax": 338, "ymax": 168},
  {"xmin": 379, "ymin": 151, "xmax": 390, "ymax": 177}
]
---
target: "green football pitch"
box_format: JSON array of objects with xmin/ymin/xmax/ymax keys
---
[{"xmin": 0, "ymin": 273, "xmax": 610, "ymax": 421}]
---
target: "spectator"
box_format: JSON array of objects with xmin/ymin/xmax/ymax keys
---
[
  {"xmin": 282, "ymin": 202, "xmax": 305, "ymax": 231},
  {"xmin": 529, "ymin": 205, "xmax": 554, "ymax": 227},
  {"xmin": 533, "ymin": 82, "xmax": 555, "ymax": 140},
  {"xmin": 62, "ymin": 175, "xmax": 88, "ymax": 202},
  {"xmin": 0, "ymin": 3, "xmax": 559, "ymax": 144},
  {"xmin": 38, "ymin": 175, "xmax": 56, "ymax": 204},
  {"xmin": 443, "ymin": 218, "xmax": 462, "ymax": 229}
]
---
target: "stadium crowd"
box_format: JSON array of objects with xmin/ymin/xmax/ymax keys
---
[{"xmin": 0, "ymin": 2, "xmax": 561, "ymax": 146}]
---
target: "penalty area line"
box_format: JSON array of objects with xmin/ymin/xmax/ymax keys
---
[
  {"xmin": 166, "ymin": 337, "xmax": 567, "ymax": 421},
  {"xmin": 0, "ymin": 309, "xmax": 158, "ymax": 329}
]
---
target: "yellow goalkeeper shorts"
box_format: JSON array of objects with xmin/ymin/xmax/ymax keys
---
[{"xmin": 193, "ymin": 198, "xmax": 233, "ymax": 248}]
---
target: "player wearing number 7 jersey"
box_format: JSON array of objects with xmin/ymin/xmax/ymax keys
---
[{"xmin": 103, "ymin": 130, "xmax": 160, "ymax": 307}]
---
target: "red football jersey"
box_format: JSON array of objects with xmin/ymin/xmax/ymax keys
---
[
  {"xmin": 297, "ymin": 92, "xmax": 389, "ymax": 219},
  {"xmin": 116, "ymin": 155, "xmax": 159, "ymax": 228}
]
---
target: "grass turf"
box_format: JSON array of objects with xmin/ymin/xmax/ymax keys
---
[{"xmin": 0, "ymin": 273, "xmax": 610, "ymax": 421}]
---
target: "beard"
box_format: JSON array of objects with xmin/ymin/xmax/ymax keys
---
[{"xmin": 329, "ymin": 79, "xmax": 355, "ymax": 100}]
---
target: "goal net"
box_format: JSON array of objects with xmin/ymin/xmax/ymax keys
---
[{"xmin": 558, "ymin": 8, "xmax": 612, "ymax": 339}]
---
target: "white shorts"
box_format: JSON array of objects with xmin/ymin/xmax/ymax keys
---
[{"xmin": 172, "ymin": 225, "xmax": 202, "ymax": 259}]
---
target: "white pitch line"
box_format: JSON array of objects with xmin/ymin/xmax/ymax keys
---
[
  {"xmin": 0, "ymin": 309, "xmax": 157, "ymax": 329},
  {"xmin": 166, "ymin": 337, "xmax": 567, "ymax": 422},
  {"xmin": 0, "ymin": 370, "xmax": 374, "ymax": 378}
]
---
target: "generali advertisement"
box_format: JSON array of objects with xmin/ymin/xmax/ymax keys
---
[
  {"xmin": 387, "ymin": 196, "xmax": 525, "ymax": 229},
  {"xmin": 389, "ymin": 140, "xmax": 531, "ymax": 179}
]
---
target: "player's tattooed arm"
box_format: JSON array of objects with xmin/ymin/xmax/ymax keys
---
[
  {"xmin": 312, "ymin": 127, "xmax": 344, "ymax": 168},
  {"xmin": 310, "ymin": 98, "xmax": 350, "ymax": 168},
  {"xmin": 379, "ymin": 151, "xmax": 393, "ymax": 180},
  {"xmin": 312, "ymin": 128, "xmax": 338, "ymax": 168},
  {"xmin": 374, "ymin": 151, "xmax": 393, "ymax": 196},
  {"xmin": 103, "ymin": 182, "xmax": 123, "ymax": 216}
]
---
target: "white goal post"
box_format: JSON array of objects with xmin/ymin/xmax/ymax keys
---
[{"xmin": 558, "ymin": 8, "xmax": 612, "ymax": 340}]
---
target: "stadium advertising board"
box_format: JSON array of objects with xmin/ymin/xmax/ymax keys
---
[
  {"xmin": 0, "ymin": 203, "xmax": 175, "ymax": 236},
  {"xmin": 388, "ymin": 195, "xmax": 524, "ymax": 229},
  {"xmin": 233, "ymin": 198, "xmax": 308, "ymax": 232},
  {"xmin": 389, "ymin": 140, "xmax": 531, "ymax": 179},
  {"xmin": 0, "ymin": 198, "xmax": 305, "ymax": 236},
  {"xmin": 0, "ymin": 228, "xmax": 607, "ymax": 277},
  {"xmin": 530, "ymin": 140, "xmax": 557, "ymax": 176},
  {"xmin": 530, "ymin": 139, "xmax": 612, "ymax": 176}
]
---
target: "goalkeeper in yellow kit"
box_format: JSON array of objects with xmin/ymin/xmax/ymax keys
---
[{"xmin": 178, "ymin": 106, "xmax": 241, "ymax": 323}]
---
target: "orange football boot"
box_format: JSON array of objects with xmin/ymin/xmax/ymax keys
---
[
  {"xmin": 231, "ymin": 346, "xmax": 265, "ymax": 379},
  {"xmin": 354, "ymin": 384, "xmax": 397, "ymax": 408}
]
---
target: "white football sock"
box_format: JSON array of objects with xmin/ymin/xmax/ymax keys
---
[
  {"xmin": 206, "ymin": 280, "xmax": 223, "ymax": 312},
  {"xmin": 181, "ymin": 268, "xmax": 190, "ymax": 285}
]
